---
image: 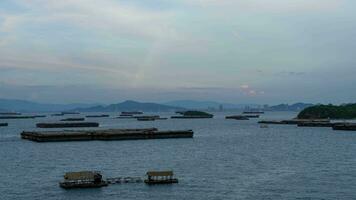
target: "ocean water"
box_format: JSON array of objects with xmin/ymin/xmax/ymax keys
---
[{"xmin": 1, "ymin": 111, "xmax": 356, "ymax": 200}]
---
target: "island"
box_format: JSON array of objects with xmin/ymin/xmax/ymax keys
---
[{"xmin": 298, "ymin": 104, "xmax": 356, "ymax": 119}]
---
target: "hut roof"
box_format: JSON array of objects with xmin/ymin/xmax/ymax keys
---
[
  {"xmin": 147, "ymin": 171, "xmax": 173, "ymax": 177},
  {"xmin": 64, "ymin": 171, "xmax": 100, "ymax": 181}
]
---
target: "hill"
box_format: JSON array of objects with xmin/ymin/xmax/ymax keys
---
[
  {"xmin": 74, "ymin": 100, "xmax": 183, "ymax": 112},
  {"xmin": 0, "ymin": 99, "xmax": 98, "ymax": 112},
  {"xmin": 269, "ymin": 103, "xmax": 313, "ymax": 111},
  {"xmin": 164, "ymin": 100, "xmax": 259, "ymax": 110},
  {"xmin": 298, "ymin": 104, "xmax": 356, "ymax": 119}
]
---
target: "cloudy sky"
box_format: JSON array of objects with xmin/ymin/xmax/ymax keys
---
[{"xmin": 0, "ymin": 0, "xmax": 355, "ymax": 104}]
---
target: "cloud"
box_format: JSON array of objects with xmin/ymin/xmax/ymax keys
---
[{"xmin": 180, "ymin": 0, "xmax": 344, "ymax": 13}]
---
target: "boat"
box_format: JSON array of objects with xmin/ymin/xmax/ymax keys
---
[
  {"xmin": 144, "ymin": 171, "xmax": 178, "ymax": 185},
  {"xmin": 59, "ymin": 171, "xmax": 108, "ymax": 189}
]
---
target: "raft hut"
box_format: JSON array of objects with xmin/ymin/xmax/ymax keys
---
[
  {"xmin": 144, "ymin": 171, "xmax": 178, "ymax": 185},
  {"xmin": 59, "ymin": 171, "xmax": 108, "ymax": 189},
  {"xmin": 21, "ymin": 128, "xmax": 193, "ymax": 142}
]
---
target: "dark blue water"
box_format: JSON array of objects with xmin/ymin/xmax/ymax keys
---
[{"xmin": 1, "ymin": 112, "xmax": 356, "ymax": 200}]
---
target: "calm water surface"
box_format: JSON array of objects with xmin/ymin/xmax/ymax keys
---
[{"xmin": 1, "ymin": 111, "xmax": 356, "ymax": 200}]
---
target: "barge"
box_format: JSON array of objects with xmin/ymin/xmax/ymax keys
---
[
  {"xmin": 225, "ymin": 115, "xmax": 249, "ymax": 120},
  {"xmin": 0, "ymin": 112, "xmax": 21, "ymax": 115},
  {"xmin": 60, "ymin": 171, "xmax": 108, "ymax": 189},
  {"xmin": 21, "ymin": 128, "xmax": 193, "ymax": 142},
  {"xmin": 144, "ymin": 171, "xmax": 178, "ymax": 185},
  {"xmin": 243, "ymin": 111, "xmax": 264, "ymax": 114},
  {"xmin": 86, "ymin": 114, "xmax": 109, "ymax": 118},
  {"xmin": 333, "ymin": 123, "xmax": 356, "ymax": 131},
  {"xmin": 0, "ymin": 116, "xmax": 36, "ymax": 119},
  {"xmin": 36, "ymin": 122, "xmax": 99, "ymax": 128},
  {"xmin": 60, "ymin": 118, "xmax": 85, "ymax": 122},
  {"xmin": 259, "ymin": 119, "xmax": 330, "ymax": 125},
  {"xmin": 0, "ymin": 123, "xmax": 8, "ymax": 127},
  {"xmin": 121, "ymin": 111, "xmax": 143, "ymax": 115}
]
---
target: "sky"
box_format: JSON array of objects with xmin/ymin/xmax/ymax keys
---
[{"xmin": 0, "ymin": 0, "xmax": 356, "ymax": 104}]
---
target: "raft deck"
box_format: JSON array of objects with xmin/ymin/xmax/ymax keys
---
[{"xmin": 21, "ymin": 128, "xmax": 194, "ymax": 142}]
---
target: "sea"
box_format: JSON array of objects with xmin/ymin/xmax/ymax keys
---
[{"xmin": 1, "ymin": 111, "xmax": 356, "ymax": 200}]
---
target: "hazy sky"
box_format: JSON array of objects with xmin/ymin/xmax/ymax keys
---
[{"xmin": 0, "ymin": 0, "xmax": 355, "ymax": 104}]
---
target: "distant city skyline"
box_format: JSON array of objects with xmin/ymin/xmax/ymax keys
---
[{"xmin": 1, "ymin": 0, "xmax": 355, "ymax": 104}]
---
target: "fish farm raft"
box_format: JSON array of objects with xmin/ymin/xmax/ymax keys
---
[
  {"xmin": 36, "ymin": 122, "xmax": 99, "ymax": 128},
  {"xmin": 21, "ymin": 128, "xmax": 194, "ymax": 142}
]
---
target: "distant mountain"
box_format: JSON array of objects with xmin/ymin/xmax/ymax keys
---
[
  {"xmin": 0, "ymin": 99, "xmax": 98, "ymax": 112},
  {"xmin": 164, "ymin": 100, "xmax": 259, "ymax": 110},
  {"xmin": 73, "ymin": 100, "xmax": 183, "ymax": 112},
  {"xmin": 269, "ymin": 103, "xmax": 313, "ymax": 111}
]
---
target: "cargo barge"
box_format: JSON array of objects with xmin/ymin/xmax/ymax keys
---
[
  {"xmin": 60, "ymin": 171, "xmax": 108, "ymax": 189},
  {"xmin": 333, "ymin": 123, "xmax": 356, "ymax": 131},
  {"xmin": 225, "ymin": 115, "xmax": 249, "ymax": 120},
  {"xmin": 0, "ymin": 116, "xmax": 36, "ymax": 119},
  {"xmin": 60, "ymin": 118, "xmax": 85, "ymax": 122},
  {"xmin": 144, "ymin": 171, "xmax": 178, "ymax": 185},
  {"xmin": 36, "ymin": 122, "xmax": 99, "ymax": 128},
  {"xmin": 85, "ymin": 114, "xmax": 109, "ymax": 118},
  {"xmin": 21, "ymin": 128, "xmax": 193, "ymax": 142}
]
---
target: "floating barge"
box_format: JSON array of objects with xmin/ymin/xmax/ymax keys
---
[
  {"xmin": 51, "ymin": 113, "xmax": 64, "ymax": 116},
  {"xmin": 136, "ymin": 116, "xmax": 167, "ymax": 121},
  {"xmin": 21, "ymin": 128, "xmax": 193, "ymax": 142},
  {"xmin": 86, "ymin": 114, "xmax": 110, "ymax": 118},
  {"xmin": 225, "ymin": 115, "xmax": 249, "ymax": 120},
  {"xmin": 297, "ymin": 122, "xmax": 335, "ymax": 127},
  {"xmin": 0, "ymin": 123, "xmax": 8, "ymax": 127},
  {"xmin": 333, "ymin": 123, "xmax": 356, "ymax": 131},
  {"xmin": 144, "ymin": 171, "xmax": 178, "ymax": 185},
  {"xmin": 243, "ymin": 111, "xmax": 264, "ymax": 114},
  {"xmin": 0, "ymin": 112, "xmax": 21, "ymax": 115},
  {"xmin": 0, "ymin": 116, "xmax": 36, "ymax": 119},
  {"xmin": 60, "ymin": 171, "xmax": 108, "ymax": 189},
  {"xmin": 259, "ymin": 119, "xmax": 330, "ymax": 125},
  {"xmin": 121, "ymin": 111, "xmax": 143, "ymax": 115},
  {"xmin": 36, "ymin": 122, "xmax": 99, "ymax": 128},
  {"xmin": 60, "ymin": 118, "xmax": 85, "ymax": 122}
]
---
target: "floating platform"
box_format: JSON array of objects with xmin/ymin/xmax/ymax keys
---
[
  {"xmin": 51, "ymin": 113, "xmax": 64, "ymax": 116},
  {"xmin": 86, "ymin": 114, "xmax": 109, "ymax": 118},
  {"xmin": 259, "ymin": 119, "xmax": 330, "ymax": 125},
  {"xmin": 333, "ymin": 123, "xmax": 356, "ymax": 131},
  {"xmin": 0, "ymin": 123, "xmax": 8, "ymax": 127},
  {"xmin": 59, "ymin": 171, "xmax": 108, "ymax": 189},
  {"xmin": 0, "ymin": 116, "xmax": 36, "ymax": 119},
  {"xmin": 243, "ymin": 111, "xmax": 264, "ymax": 114},
  {"xmin": 0, "ymin": 112, "xmax": 21, "ymax": 115},
  {"xmin": 122, "ymin": 111, "xmax": 143, "ymax": 115},
  {"xmin": 171, "ymin": 116, "xmax": 213, "ymax": 119},
  {"xmin": 243, "ymin": 115, "xmax": 260, "ymax": 118},
  {"xmin": 60, "ymin": 118, "xmax": 85, "ymax": 122},
  {"xmin": 144, "ymin": 171, "xmax": 178, "ymax": 185},
  {"xmin": 225, "ymin": 115, "xmax": 249, "ymax": 120},
  {"xmin": 21, "ymin": 128, "xmax": 193, "ymax": 142},
  {"xmin": 297, "ymin": 122, "xmax": 335, "ymax": 127},
  {"xmin": 136, "ymin": 116, "xmax": 167, "ymax": 121},
  {"xmin": 36, "ymin": 122, "xmax": 99, "ymax": 128}
]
